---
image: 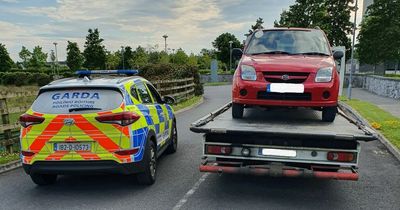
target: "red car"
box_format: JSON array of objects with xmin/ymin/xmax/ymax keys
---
[{"xmin": 232, "ymin": 28, "xmax": 344, "ymax": 122}]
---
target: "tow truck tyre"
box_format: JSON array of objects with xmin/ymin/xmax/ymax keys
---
[
  {"xmin": 322, "ymin": 106, "xmax": 337, "ymax": 122},
  {"xmin": 30, "ymin": 173, "xmax": 57, "ymax": 186},
  {"xmin": 137, "ymin": 139, "xmax": 157, "ymax": 185},
  {"xmin": 232, "ymin": 103, "xmax": 244, "ymax": 119},
  {"xmin": 166, "ymin": 121, "xmax": 178, "ymax": 154}
]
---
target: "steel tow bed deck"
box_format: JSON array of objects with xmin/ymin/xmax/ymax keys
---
[{"xmin": 190, "ymin": 102, "xmax": 377, "ymax": 181}]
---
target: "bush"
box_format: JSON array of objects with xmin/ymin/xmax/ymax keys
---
[{"xmin": 0, "ymin": 72, "xmax": 53, "ymax": 86}]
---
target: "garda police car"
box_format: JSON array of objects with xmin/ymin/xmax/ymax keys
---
[{"xmin": 19, "ymin": 70, "xmax": 177, "ymax": 185}]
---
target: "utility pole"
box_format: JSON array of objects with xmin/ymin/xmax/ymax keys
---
[
  {"xmin": 229, "ymin": 41, "xmax": 233, "ymax": 72},
  {"xmin": 53, "ymin": 42, "xmax": 58, "ymax": 77},
  {"xmin": 162, "ymin": 34, "xmax": 168, "ymax": 53},
  {"xmin": 347, "ymin": 0, "xmax": 358, "ymax": 100},
  {"xmin": 121, "ymin": 46, "xmax": 125, "ymax": 70}
]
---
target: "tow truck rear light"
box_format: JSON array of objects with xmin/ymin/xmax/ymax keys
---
[
  {"xmin": 95, "ymin": 112, "xmax": 140, "ymax": 126},
  {"xmin": 19, "ymin": 114, "xmax": 45, "ymax": 128},
  {"xmin": 206, "ymin": 145, "xmax": 232, "ymax": 155},
  {"xmin": 327, "ymin": 152, "xmax": 355, "ymax": 162}
]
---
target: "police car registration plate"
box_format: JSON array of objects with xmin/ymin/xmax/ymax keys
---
[{"xmin": 54, "ymin": 143, "xmax": 91, "ymax": 152}]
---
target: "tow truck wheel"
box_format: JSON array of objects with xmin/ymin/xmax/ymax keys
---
[
  {"xmin": 232, "ymin": 103, "xmax": 244, "ymax": 119},
  {"xmin": 137, "ymin": 140, "xmax": 157, "ymax": 185},
  {"xmin": 30, "ymin": 173, "xmax": 57, "ymax": 186},
  {"xmin": 166, "ymin": 121, "xmax": 178, "ymax": 154},
  {"xmin": 322, "ymin": 106, "xmax": 337, "ymax": 122}
]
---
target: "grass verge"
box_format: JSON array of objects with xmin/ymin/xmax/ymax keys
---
[
  {"xmin": 341, "ymin": 97, "xmax": 400, "ymax": 149},
  {"xmin": 173, "ymin": 96, "xmax": 202, "ymax": 112},
  {"xmin": 204, "ymin": 82, "xmax": 231, "ymax": 86},
  {"xmin": 0, "ymin": 152, "xmax": 19, "ymax": 165}
]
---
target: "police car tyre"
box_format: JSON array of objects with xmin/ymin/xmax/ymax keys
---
[
  {"xmin": 232, "ymin": 103, "xmax": 244, "ymax": 119},
  {"xmin": 30, "ymin": 173, "xmax": 57, "ymax": 186},
  {"xmin": 166, "ymin": 121, "xmax": 178, "ymax": 154},
  {"xmin": 137, "ymin": 139, "xmax": 156, "ymax": 185},
  {"xmin": 322, "ymin": 106, "xmax": 337, "ymax": 122}
]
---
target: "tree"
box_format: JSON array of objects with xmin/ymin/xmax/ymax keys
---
[
  {"xmin": 247, "ymin": 17, "xmax": 264, "ymax": 35},
  {"xmin": 0, "ymin": 43, "xmax": 13, "ymax": 72},
  {"xmin": 66, "ymin": 41, "xmax": 84, "ymax": 71},
  {"xmin": 357, "ymin": 0, "xmax": 400, "ymax": 66},
  {"xmin": 171, "ymin": 48, "xmax": 189, "ymax": 65},
  {"xmin": 188, "ymin": 53, "xmax": 198, "ymax": 66},
  {"xmin": 106, "ymin": 51, "xmax": 121, "ymax": 69},
  {"xmin": 28, "ymin": 46, "xmax": 47, "ymax": 69},
  {"xmin": 274, "ymin": 0, "xmax": 354, "ymax": 57},
  {"xmin": 83, "ymin": 28, "xmax": 106, "ymax": 69},
  {"xmin": 19, "ymin": 46, "xmax": 31, "ymax": 68},
  {"xmin": 118, "ymin": 46, "xmax": 134, "ymax": 69},
  {"xmin": 129, "ymin": 46, "xmax": 148, "ymax": 68},
  {"xmin": 212, "ymin": 33, "xmax": 241, "ymax": 68}
]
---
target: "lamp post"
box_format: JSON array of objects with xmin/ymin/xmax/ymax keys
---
[
  {"xmin": 229, "ymin": 41, "xmax": 233, "ymax": 72},
  {"xmin": 121, "ymin": 46, "xmax": 125, "ymax": 70},
  {"xmin": 53, "ymin": 42, "xmax": 58, "ymax": 76},
  {"xmin": 162, "ymin": 34, "xmax": 168, "ymax": 53},
  {"xmin": 347, "ymin": 0, "xmax": 358, "ymax": 100}
]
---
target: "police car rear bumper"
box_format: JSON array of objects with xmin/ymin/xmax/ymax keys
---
[{"xmin": 23, "ymin": 160, "xmax": 145, "ymax": 175}]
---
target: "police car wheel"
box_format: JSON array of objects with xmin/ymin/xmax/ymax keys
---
[
  {"xmin": 166, "ymin": 121, "xmax": 178, "ymax": 154},
  {"xmin": 30, "ymin": 173, "xmax": 57, "ymax": 186},
  {"xmin": 137, "ymin": 140, "xmax": 156, "ymax": 185}
]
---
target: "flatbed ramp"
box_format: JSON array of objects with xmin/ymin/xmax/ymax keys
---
[{"xmin": 191, "ymin": 103, "xmax": 376, "ymax": 142}]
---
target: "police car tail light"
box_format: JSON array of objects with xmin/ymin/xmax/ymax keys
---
[
  {"xmin": 95, "ymin": 112, "xmax": 140, "ymax": 126},
  {"xmin": 19, "ymin": 114, "xmax": 45, "ymax": 128}
]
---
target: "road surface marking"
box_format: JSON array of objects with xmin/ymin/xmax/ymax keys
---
[{"xmin": 172, "ymin": 173, "xmax": 210, "ymax": 210}]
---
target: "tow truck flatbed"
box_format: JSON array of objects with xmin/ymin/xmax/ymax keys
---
[{"xmin": 190, "ymin": 103, "xmax": 377, "ymax": 181}]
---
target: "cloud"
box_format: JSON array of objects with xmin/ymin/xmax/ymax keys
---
[{"xmin": 2, "ymin": 0, "xmax": 296, "ymax": 60}]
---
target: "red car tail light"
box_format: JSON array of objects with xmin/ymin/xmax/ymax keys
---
[
  {"xmin": 19, "ymin": 114, "xmax": 45, "ymax": 128},
  {"xmin": 206, "ymin": 145, "xmax": 232, "ymax": 155},
  {"xmin": 95, "ymin": 112, "xmax": 140, "ymax": 126},
  {"xmin": 114, "ymin": 148, "xmax": 140, "ymax": 156},
  {"xmin": 327, "ymin": 152, "xmax": 355, "ymax": 162}
]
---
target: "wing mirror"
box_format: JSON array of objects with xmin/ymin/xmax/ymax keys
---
[
  {"xmin": 163, "ymin": 95, "xmax": 176, "ymax": 105},
  {"xmin": 333, "ymin": 50, "xmax": 344, "ymax": 60},
  {"xmin": 232, "ymin": 48, "xmax": 243, "ymax": 60}
]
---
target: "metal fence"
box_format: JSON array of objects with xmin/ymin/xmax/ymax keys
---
[{"xmin": 0, "ymin": 77, "xmax": 195, "ymax": 152}]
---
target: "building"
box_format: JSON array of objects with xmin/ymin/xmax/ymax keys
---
[{"xmin": 362, "ymin": 0, "xmax": 374, "ymax": 16}]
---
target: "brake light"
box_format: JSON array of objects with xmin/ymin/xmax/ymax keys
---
[
  {"xmin": 327, "ymin": 152, "xmax": 355, "ymax": 162},
  {"xmin": 206, "ymin": 145, "xmax": 232, "ymax": 155},
  {"xmin": 19, "ymin": 114, "xmax": 45, "ymax": 128},
  {"xmin": 95, "ymin": 112, "xmax": 140, "ymax": 126},
  {"xmin": 114, "ymin": 148, "xmax": 140, "ymax": 156},
  {"xmin": 21, "ymin": 151, "xmax": 35, "ymax": 157}
]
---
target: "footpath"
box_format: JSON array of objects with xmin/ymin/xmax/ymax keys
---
[{"xmin": 344, "ymin": 88, "xmax": 400, "ymax": 118}]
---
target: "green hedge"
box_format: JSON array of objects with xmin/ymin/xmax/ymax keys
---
[
  {"xmin": 139, "ymin": 63, "xmax": 203, "ymax": 96},
  {"xmin": 0, "ymin": 72, "xmax": 53, "ymax": 86},
  {"xmin": 0, "ymin": 64, "xmax": 204, "ymax": 95}
]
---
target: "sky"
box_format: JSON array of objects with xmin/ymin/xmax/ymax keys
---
[{"xmin": 0, "ymin": 0, "xmax": 366, "ymax": 62}]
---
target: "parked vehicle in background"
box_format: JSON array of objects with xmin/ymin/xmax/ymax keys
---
[
  {"xmin": 19, "ymin": 70, "xmax": 178, "ymax": 186},
  {"xmin": 231, "ymin": 28, "xmax": 344, "ymax": 122}
]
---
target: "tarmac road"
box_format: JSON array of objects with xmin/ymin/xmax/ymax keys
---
[{"xmin": 0, "ymin": 85, "xmax": 399, "ymax": 210}]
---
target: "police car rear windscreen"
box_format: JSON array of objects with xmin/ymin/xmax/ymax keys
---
[{"xmin": 31, "ymin": 89, "xmax": 123, "ymax": 114}]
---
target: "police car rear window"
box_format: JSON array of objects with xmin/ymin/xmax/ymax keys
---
[{"xmin": 31, "ymin": 89, "xmax": 123, "ymax": 114}]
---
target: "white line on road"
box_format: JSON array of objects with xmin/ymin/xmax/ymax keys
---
[{"xmin": 172, "ymin": 173, "xmax": 210, "ymax": 210}]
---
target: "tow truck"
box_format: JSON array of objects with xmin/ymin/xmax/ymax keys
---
[{"xmin": 190, "ymin": 103, "xmax": 376, "ymax": 181}]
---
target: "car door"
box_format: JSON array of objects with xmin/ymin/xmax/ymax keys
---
[
  {"xmin": 134, "ymin": 80, "xmax": 165, "ymax": 148},
  {"xmin": 145, "ymin": 82, "xmax": 172, "ymax": 146}
]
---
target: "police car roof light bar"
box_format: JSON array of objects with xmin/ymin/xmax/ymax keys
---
[{"xmin": 76, "ymin": 70, "xmax": 139, "ymax": 77}]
